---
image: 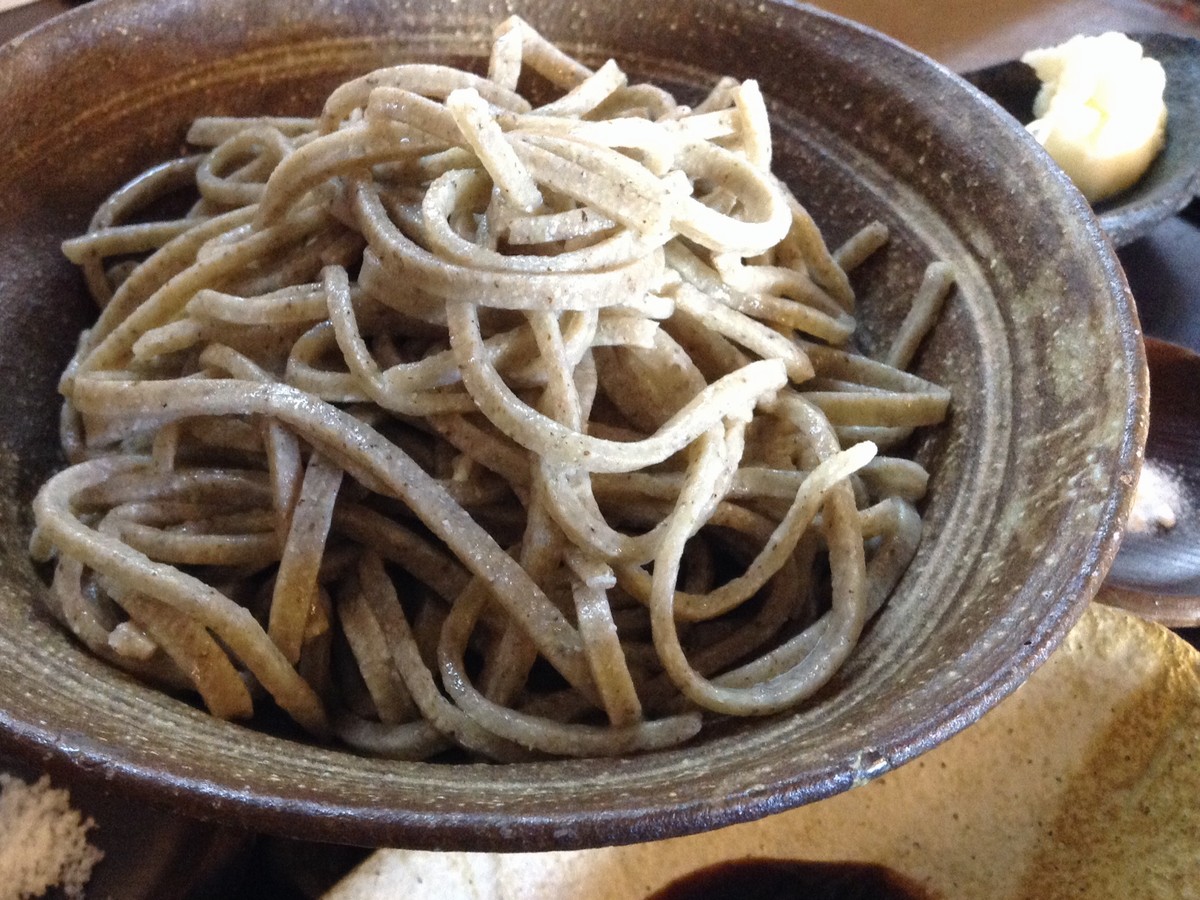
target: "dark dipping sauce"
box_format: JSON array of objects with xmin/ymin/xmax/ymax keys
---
[{"xmin": 646, "ymin": 859, "xmax": 935, "ymax": 900}]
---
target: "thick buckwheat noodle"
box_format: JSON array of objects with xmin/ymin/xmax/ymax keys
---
[{"xmin": 30, "ymin": 17, "xmax": 953, "ymax": 760}]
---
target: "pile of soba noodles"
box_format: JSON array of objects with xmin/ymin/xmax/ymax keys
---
[{"xmin": 30, "ymin": 17, "xmax": 954, "ymax": 761}]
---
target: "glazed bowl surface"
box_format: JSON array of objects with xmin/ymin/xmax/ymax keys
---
[{"xmin": 0, "ymin": 0, "xmax": 1145, "ymax": 850}]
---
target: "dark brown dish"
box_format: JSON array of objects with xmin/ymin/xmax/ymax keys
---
[
  {"xmin": 0, "ymin": 0, "xmax": 1145, "ymax": 850},
  {"xmin": 1102, "ymin": 337, "xmax": 1200, "ymax": 625}
]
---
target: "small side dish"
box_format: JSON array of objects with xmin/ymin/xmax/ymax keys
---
[{"xmin": 1023, "ymin": 32, "xmax": 1168, "ymax": 201}]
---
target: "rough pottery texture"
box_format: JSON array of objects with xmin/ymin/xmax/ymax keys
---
[{"xmin": 0, "ymin": 0, "xmax": 1146, "ymax": 850}]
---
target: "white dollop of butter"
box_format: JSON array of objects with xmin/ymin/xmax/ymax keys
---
[{"xmin": 1022, "ymin": 32, "xmax": 1167, "ymax": 202}]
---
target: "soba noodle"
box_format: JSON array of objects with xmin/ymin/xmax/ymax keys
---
[{"xmin": 31, "ymin": 17, "xmax": 953, "ymax": 760}]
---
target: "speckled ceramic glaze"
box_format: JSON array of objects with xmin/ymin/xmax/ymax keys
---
[{"xmin": 0, "ymin": 0, "xmax": 1146, "ymax": 850}]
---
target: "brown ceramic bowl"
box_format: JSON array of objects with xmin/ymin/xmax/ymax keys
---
[{"xmin": 0, "ymin": 0, "xmax": 1145, "ymax": 851}]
